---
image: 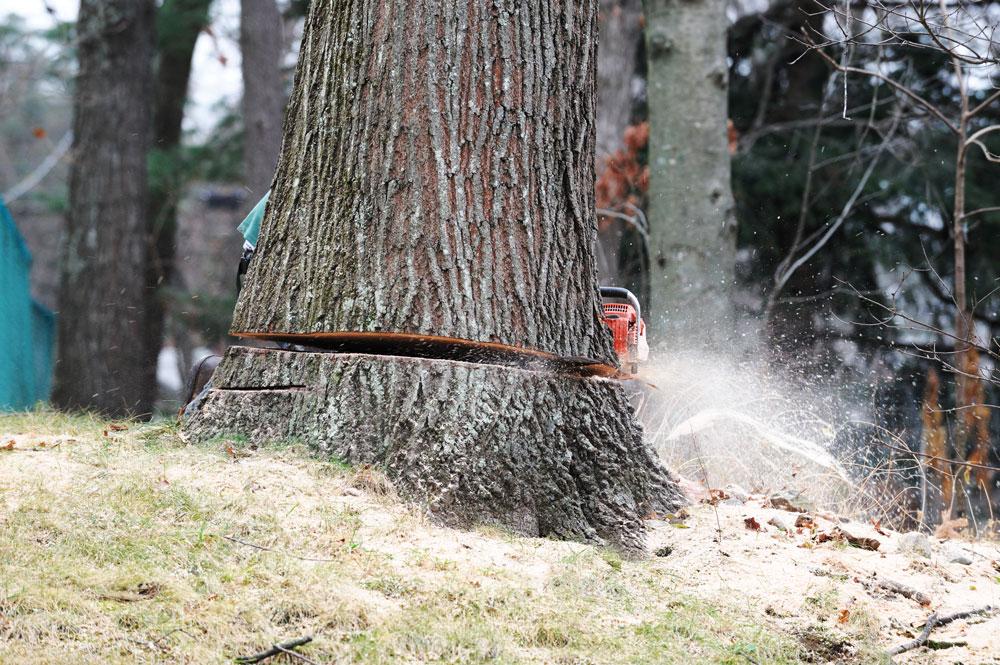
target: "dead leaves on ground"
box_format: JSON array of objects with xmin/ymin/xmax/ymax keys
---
[
  {"xmin": 817, "ymin": 527, "xmax": 881, "ymax": 551},
  {"xmin": 98, "ymin": 582, "xmax": 161, "ymax": 603},
  {"xmin": 1, "ymin": 437, "xmax": 71, "ymax": 452},
  {"xmin": 934, "ymin": 518, "xmax": 968, "ymax": 540}
]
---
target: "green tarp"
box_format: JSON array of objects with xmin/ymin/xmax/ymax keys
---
[{"xmin": 0, "ymin": 197, "xmax": 55, "ymax": 410}]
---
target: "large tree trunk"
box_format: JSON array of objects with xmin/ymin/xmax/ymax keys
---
[
  {"xmin": 644, "ymin": 0, "xmax": 737, "ymax": 345},
  {"xmin": 53, "ymin": 0, "xmax": 156, "ymax": 417},
  {"xmin": 185, "ymin": 0, "xmax": 684, "ymax": 549},
  {"xmin": 240, "ymin": 0, "xmax": 285, "ymax": 201},
  {"xmin": 186, "ymin": 347, "xmax": 683, "ymax": 549}
]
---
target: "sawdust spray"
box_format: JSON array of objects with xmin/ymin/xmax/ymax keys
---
[{"xmin": 634, "ymin": 345, "xmax": 858, "ymax": 513}]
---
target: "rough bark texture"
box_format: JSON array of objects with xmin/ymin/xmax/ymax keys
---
[
  {"xmin": 233, "ymin": 0, "xmax": 616, "ymax": 364},
  {"xmin": 186, "ymin": 347, "xmax": 684, "ymax": 550},
  {"xmin": 240, "ymin": 0, "xmax": 286, "ymax": 201},
  {"xmin": 187, "ymin": 0, "xmax": 684, "ymax": 549},
  {"xmin": 53, "ymin": 0, "xmax": 156, "ymax": 417},
  {"xmin": 596, "ymin": 0, "xmax": 643, "ymax": 161},
  {"xmin": 644, "ymin": 0, "xmax": 737, "ymax": 345}
]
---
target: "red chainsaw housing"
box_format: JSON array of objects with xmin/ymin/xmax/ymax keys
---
[{"xmin": 602, "ymin": 302, "xmax": 642, "ymax": 367}]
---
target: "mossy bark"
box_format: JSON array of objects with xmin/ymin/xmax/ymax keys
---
[{"xmin": 186, "ymin": 347, "xmax": 684, "ymax": 550}]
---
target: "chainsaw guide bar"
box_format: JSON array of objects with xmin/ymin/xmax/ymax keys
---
[{"xmin": 233, "ymin": 331, "xmax": 634, "ymax": 381}]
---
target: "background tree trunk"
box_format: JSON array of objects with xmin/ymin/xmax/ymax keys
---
[
  {"xmin": 240, "ymin": 0, "xmax": 285, "ymax": 201},
  {"xmin": 187, "ymin": 0, "xmax": 684, "ymax": 549},
  {"xmin": 596, "ymin": 0, "xmax": 643, "ymax": 161},
  {"xmin": 148, "ymin": 0, "xmax": 214, "ymax": 394},
  {"xmin": 53, "ymin": 0, "xmax": 156, "ymax": 417},
  {"xmin": 644, "ymin": 0, "xmax": 737, "ymax": 345}
]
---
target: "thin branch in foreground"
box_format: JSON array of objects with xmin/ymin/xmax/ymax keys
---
[
  {"xmin": 222, "ymin": 535, "xmax": 340, "ymax": 563},
  {"xmin": 236, "ymin": 636, "xmax": 314, "ymax": 665},
  {"xmin": 879, "ymin": 439, "xmax": 1000, "ymax": 473},
  {"xmin": 887, "ymin": 606, "xmax": 998, "ymax": 657}
]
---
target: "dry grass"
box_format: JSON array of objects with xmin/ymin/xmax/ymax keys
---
[{"xmin": 0, "ymin": 411, "xmax": 811, "ymax": 664}]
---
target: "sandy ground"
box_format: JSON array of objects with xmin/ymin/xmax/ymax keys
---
[
  {"xmin": 1, "ymin": 426, "xmax": 998, "ymax": 663},
  {"xmin": 646, "ymin": 496, "xmax": 1000, "ymax": 664}
]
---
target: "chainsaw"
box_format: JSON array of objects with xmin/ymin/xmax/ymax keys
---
[{"xmin": 600, "ymin": 287, "xmax": 649, "ymax": 374}]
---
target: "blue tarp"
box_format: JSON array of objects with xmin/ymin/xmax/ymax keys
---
[{"xmin": 0, "ymin": 197, "xmax": 55, "ymax": 410}]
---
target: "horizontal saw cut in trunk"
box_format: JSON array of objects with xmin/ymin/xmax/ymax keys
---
[
  {"xmin": 185, "ymin": 0, "xmax": 685, "ymax": 550},
  {"xmin": 186, "ymin": 347, "xmax": 684, "ymax": 550}
]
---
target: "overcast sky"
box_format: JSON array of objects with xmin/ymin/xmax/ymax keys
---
[{"xmin": 5, "ymin": 0, "xmax": 244, "ymax": 137}]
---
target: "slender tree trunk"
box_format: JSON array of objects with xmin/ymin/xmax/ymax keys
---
[
  {"xmin": 53, "ymin": 0, "xmax": 156, "ymax": 417},
  {"xmin": 186, "ymin": 0, "xmax": 684, "ymax": 549},
  {"xmin": 148, "ymin": 0, "xmax": 214, "ymax": 395},
  {"xmin": 595, "ymin": 0, "xmax": 649, "ymax": 303},
  {"xmin": 643, "ymin": 0, "xmax": 737, "ymax": 345},
  {"xmin": 596, "ymin": 0, "xmax": 642, "ymax": 161},
  {"xmin": 240, "ymin": 0, "xmax": 285, "ymax": 201}
]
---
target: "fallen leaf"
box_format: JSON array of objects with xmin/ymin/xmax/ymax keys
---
[
  {"xmin": 837, "ymin": 608, "xmax": 850, "ymax": 624},
  {"xmin": 744, "ymin": 516, "xmax": 762, "ymax": 532},
  {"xmin": 704, "ymin": 488, "xmax": 729, "ymax": 505},
  {"xmin": 109, "ymin": 423, "xmax": 128, "ymax": 432},
  {"xmin": 835, "ymin": 527, "xmax": 880, "ymax": 551},
  {"xmin": 765, "ymin": 494, "xmax": 806, "ymax": 513},
  {"xmin": 795, "ymin": 514, "xmax": 817, "ymax": 529},
  {"xmin": 935, "ymin": 518, "xmax": 968, "ymax": 539}
]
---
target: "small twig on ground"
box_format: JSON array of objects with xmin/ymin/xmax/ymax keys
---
[
  {"xmin": 865, "ymin": 577, "xmax": 933, "ymax": 607},
  {"xmin": 887, "ymin": 606, "xmax": 998, "ymax": 657},
  {"xmin": 277, "ymin": 643, "xmax": 322, "ymax": 665},
  {"xmin": 222, "ymin": 535, "xmax": 339, "ymax": 563},
  {"xmin": 887, "ymin": 612, "xmax": 939, "ymax": 657},
  {"xmin": 235, "ymin": 636, "xmax": 314, "ymax": 664}
]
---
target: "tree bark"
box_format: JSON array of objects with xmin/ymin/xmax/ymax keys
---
[
  {"xmin": 186, "ymin": 347, "xmax": 684, "ymax": 549},
  {"xmin": 644, "ymin": 0, "xmax": 737, "ymax": 345},
  {"xmin": 596, "ymin": 0, "xmax": 643, "ymax": 161},
  {"xmin": 240, "ymin": 0, "xmax": 286, "ymax": 201},
  {"xmin": 53, "ymin": 0, "xmax": 156, "ymax": 417},
  {"xmin": 233, "ymin": 0, "xmax": 616, "ymax": 364},
  {"xmin": 186, "ymin": 0, "xmax": 684, "ymax": 549}
]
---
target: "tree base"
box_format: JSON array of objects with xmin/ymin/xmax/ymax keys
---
[{"xmin": 182, "ymin": 346, "xmax": 684, "ymax": 550}]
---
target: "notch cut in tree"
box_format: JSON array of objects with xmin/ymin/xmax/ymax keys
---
[{"xmin": 184, "ymin": 0, "xmax": 684, "ymax": 550}]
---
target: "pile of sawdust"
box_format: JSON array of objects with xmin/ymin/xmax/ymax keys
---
[{"xmin": 650, "ymin": 489, "xmax": 1000, "ymax": 663}]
